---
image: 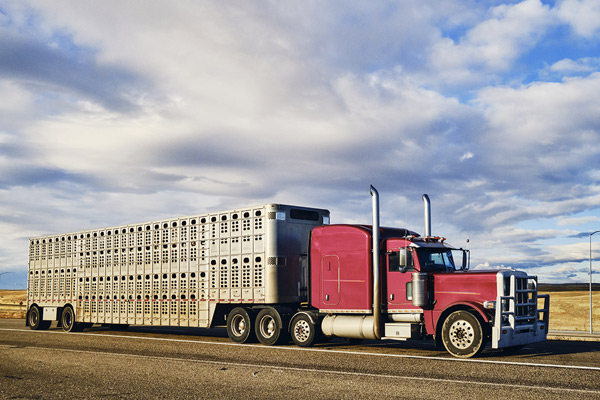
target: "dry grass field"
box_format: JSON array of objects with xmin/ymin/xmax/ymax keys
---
[
  {"xmin": 541, "ymin": 290, "xmax": 600, "ymax": 332},
  {"xmin": 0, "ymin": 290, "xmax": 27, "ymax": 319},
  {"xmin": 1, "ymin": 290, "xmax": 599, "ymax": 331}
]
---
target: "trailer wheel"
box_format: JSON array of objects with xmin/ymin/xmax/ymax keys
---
[
  {"xmin": 61, "ymin": 306, "xmax": 83, "ymax": 333},
  {"xmin": 227, "ymin": 307, "xmax": 256, "ymax": 343},
  {"xmin": 28, "ymin": 306, "xmax": 51, "ymax": 330},
  {"xmin": 255, "ymin": 307, "xmax": 288, "ymax": 345},
  {"xmin": 441, "ymin": 310, "xmax": 485, "ymax": 358},
  {"xmin": 290, "ymin": 313, "xmax": 319, "ymax": 347}
]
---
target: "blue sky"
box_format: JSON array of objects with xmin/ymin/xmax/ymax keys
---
[{"xmin": 1, "ymin": 0, "xmax": 600, "ymax": 288}]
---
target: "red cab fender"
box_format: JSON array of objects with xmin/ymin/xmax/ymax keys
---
[{"xmin": 428, "ymin": 301, "xmax": 493, "ymax": 338}]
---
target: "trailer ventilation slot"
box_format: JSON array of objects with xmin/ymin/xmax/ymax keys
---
[
  {"xmin": 290, "ymin": 209, "xmax": 319, "ymax": 221},
  {"xmin": 267, "ymin": 257, "xmax": 287, "ymax": 266}
]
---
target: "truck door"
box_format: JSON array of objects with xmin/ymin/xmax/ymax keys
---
[
  {"xmin": 386, "ymin": 246, "xmax": 421, "ymax": 311},
  {"xmin": 321, "ymin": 255, "xmax": 340, "ymax": 305}
]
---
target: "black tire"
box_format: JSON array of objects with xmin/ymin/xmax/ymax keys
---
[
  {"xmin": 226, "ymin": 307, "xmax": 256, "ymax": 343},
  {"xmin": 290, "ymin": 313, "xmax": 320, "ymax": 347},
  {"xmin": 255, "ymin": 307, "xmax": 288, "ymax": 345},
  {"xmin": 441, "ymin": 310, "xmax": 485, "ymax": 358},
  {"xmin": 109, "ymin": 324, "xmax": 129, "ymax": 331},
  {"xmin": 61, "ymin": 306, "xmax": 83, "ymax": 332},
  {"xmin": 28, "ymin": 306, "xmax": 51, "ymax": 330}
]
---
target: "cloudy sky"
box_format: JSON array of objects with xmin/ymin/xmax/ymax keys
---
[{"xmin": 1, "ymin": 0, "xmax": 600, "ymax": 288}]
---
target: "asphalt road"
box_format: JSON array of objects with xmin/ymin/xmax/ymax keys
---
[{"xmin": 1, "ymin": 319, "xmax": 599, "ymax": 399}]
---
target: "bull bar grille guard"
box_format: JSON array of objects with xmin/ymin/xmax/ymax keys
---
[{"xmin": 492, "ymin": 272, "xmax": 550, "ymax": 349}]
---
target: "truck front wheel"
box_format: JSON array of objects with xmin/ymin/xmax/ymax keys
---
[{"xmin": 441, "ymin": 310, "xmax": 485, "ymax": 358}]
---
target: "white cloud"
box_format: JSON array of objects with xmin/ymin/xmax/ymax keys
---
[
  {"xmin": 550, "ymin": 57, "xmax": 600, "ymax": 74},
  {"xmin": 554, "ymin": 264, "xmax": 580, "ymax": 273},
  {"xmin": 459, "ymin": 152, "xmax": 474, "ymax": 161},
  {"xmin": 0, "ymin": 80, "xmax": 33, "ymax": 117},
  {"xmin": 557, "ymin": 216, "xmax": 600, "ymax": 226},
  {"xmin": 473, "ymin": 73, "xmax": 600, "ymax": 205},
  {"xmin": 473, "ymin": 262, "xmax": 496, "ymax": 270},
  {"xmin": 557, "ymin": 0, "xmax": 600, "ymax": 38},
  {"xmin": 429, "ymin": 0, "xmax": 554, "ymax": 85},
  {"xmin": 545, "ymin": 242, "xmax": 594, "ymax": 263}
]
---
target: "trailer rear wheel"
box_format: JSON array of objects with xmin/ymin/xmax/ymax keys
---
[
  {"xmin": 441, "ymin": 310, "xmax": 485, "ymax": 358},
  {"xmin": 227, "ymin": 307, "xmax": 256, "ymax": 343},
  {"xmin": 28, "ymin": 306, "xmax": 51, "ymax": 330},
  {"xmin": 61, "ymin": 306, "xmax": 83, "ymax": 333},
  {"xmin": 255, "ymin": 307, "xmax": 288, "ymax": 345},
  {"xmin": 290, "ymin": 313, "xmax": 319, "ymax": 347}
]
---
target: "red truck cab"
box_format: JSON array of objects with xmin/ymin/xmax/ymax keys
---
[{"xmin": 308, "ymin": 224, "xmax": 549, "ymax": 358}]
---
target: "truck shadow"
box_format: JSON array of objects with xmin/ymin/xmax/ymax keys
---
[
  {"xmin": 317, "ymin": 338, "xmax": 600, "ymax": 359},
  {"xmin": 92, "ymin": 324, "xmax": 230, "ymax": 338},
  {"xmin": 83, "ymin": 325, "xmax": 598, "ymax": 359},
  {"xmin": 479, "ymin": 339, "xmax": 600, "ymax": 359}
]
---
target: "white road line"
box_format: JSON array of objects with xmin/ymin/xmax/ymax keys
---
[
  {"xmin": 2, "ymin": 327, "xmax": 600, "ymax": 372},
  {"xmin": 2, "ymin": 343, "xmax": 599, "ymax": 396}
]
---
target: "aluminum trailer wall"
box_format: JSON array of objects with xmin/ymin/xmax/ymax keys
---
[{"xmin": 27, "ymin": 204, "xmax": 329, "ymax": 328}]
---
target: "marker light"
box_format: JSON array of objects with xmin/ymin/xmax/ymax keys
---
[{"xmin": 483, "ymin": 300, "xmax": 496, "ymax": 310}]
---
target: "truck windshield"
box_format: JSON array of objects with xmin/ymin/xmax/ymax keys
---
[{"xmin": 416, "ymin": 249, "xmax": 456, "ymax": 271}]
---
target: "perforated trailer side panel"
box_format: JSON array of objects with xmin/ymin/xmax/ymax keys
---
[{"xmin": 27, "ymin": 204, "xmax": 329, "ymax": 328}]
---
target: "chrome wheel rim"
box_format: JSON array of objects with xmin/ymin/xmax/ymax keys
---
[
  {"xmin": 293, "ymin": 319, "xmax": 310, "ymax": 342},
  {"xmin": 258, "ymin": 315, "xmax": 276, "ymax": 338},
  {"xmin": 448, "ymin": 319, "xmax": 474, "ymax": 349},
  {"xmin": 64, "ymin": 310, "xmax": 72, "ymax": 328},
  {"xmin": 30, "ymin": 309, "xmax": 39, "ymax": 326},
  {"xmin": 231, "ymin": 314, "xmax": 246, "ymax": 337}
]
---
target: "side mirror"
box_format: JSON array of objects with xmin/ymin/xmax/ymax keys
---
[
  {"xmin": 388, "ymin": 249, "xmax": 413, "ymax": 273},
  {"xmin": 399, "ymin": 248, "xmax": 414, "ymax": 273},
  {"xmin": 461, "ymin": 249, "xmax": 470, "ymax": 270}
]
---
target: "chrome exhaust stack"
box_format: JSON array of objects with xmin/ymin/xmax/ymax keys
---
[
  {"xmin": 370, "ymin": 185, "xmax": 381, "ymax": 340},
  {"xmin": 422, "ymin": 194, "xmax": 431, "ymax": 237}
]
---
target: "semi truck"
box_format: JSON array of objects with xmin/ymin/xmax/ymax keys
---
[{"xmin": 26, "ymin": 186, "xmax": 549, "ymax": 358}]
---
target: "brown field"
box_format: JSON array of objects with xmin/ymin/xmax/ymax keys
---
[
  {"xmin": 0, "ymin": 290, "xmax": 27, "ymax": 319},
  {"xmin": 541, "ymin": 290, "xmax": 600, "ymax": 332},
  {"xmin": 1, "ymin": 290, "xmax": 599, "ymax": 332}
]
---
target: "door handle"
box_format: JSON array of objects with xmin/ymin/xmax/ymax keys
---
[{"xmin": 389, "ymin": 293, "xmax": 395, "ymax": 301}]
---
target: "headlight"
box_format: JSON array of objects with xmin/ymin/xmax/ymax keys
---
[{"xmin": 483, "ymin": 300, "xmax": 496, "ymax": 310}]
